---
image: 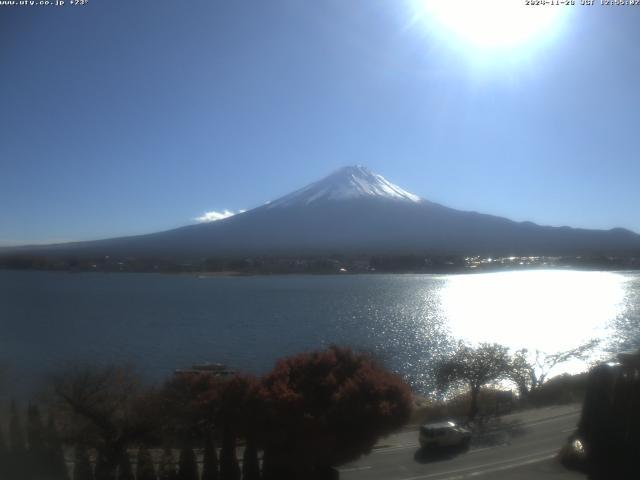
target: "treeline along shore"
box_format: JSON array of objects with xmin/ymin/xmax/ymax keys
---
[{"xmin": 1, "ymin": 252, "xmax": 639, "ymax": 275}]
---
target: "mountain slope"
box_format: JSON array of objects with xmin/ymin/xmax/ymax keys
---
[{"xmin": 4, "ymin": 166, "xmax": 640, "ymax": 258}]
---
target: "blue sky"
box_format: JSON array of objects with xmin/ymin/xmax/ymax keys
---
[{"xmin": 1, "ymin": 1, "xmax": 639, "ymax": 246}]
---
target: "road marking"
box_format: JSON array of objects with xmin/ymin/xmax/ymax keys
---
[
  {"xmin": 402, "ymin": 408, "xmax": 581, "ymax": 434},
  {"xmin": 339, "ymin": 465, "xmax": 372, "ymax": 472},
  {"xmin": 397, "ymin": 449, "xmax": 558, "ymax": 480},
  {"xmin": 373, "ymin": 443, "xmax": 420, "ymax": 454},
  {"xmin": 520, "ymin": 411, "xmax": 579, "ymax": 428},
  {"xmin": 461, "ymin": 454, "xmax": 556, "ymax": 479},
  {"xmin": 363, "ymin": 412, "xmax": 580, "ymax": 464},
  {"xmin": 374, "ymin": 444, "xmax": 497, "ymax": 457},
  {"xmin": 467, "ymin": 447, "xmax": 491, "ymax": 454}
]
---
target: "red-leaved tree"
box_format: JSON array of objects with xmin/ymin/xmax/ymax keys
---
[
  {"xmin": 159, "ymin": 372, "xmax": 221, "ymax": 442},
  {"xmin": 259, "ymin": 346, "xmax": 412, "ymax": 479}
]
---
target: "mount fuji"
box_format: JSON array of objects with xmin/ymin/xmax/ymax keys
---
[{"xmin": 5, "ymin": 166, "xmax": 640, "ymax": 258}]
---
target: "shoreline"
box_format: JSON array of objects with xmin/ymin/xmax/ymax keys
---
[{"xmin": 1, "ymin": 265, "xmax": 639, "ymax": 277}]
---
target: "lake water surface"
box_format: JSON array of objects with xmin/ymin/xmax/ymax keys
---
[{"xmin": 1, "ymin": 269, "xmax": 639, "ymax": 395}]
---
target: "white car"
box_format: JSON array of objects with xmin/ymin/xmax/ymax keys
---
[{"xmin": 419, "ymin": 420, "xmax": 472, "ymax": 450}]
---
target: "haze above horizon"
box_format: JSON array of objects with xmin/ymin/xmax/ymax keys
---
[{"xmin": 2, "ymin": 1, "xmax": 640, "ymax": 246}]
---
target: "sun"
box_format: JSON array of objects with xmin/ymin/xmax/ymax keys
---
[{"xmin": 410, "ymin": 0, "xmax": 567, "ymax": 49}]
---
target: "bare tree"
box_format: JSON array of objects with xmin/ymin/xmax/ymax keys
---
[
  {"xmin": 52, "ymin": 365, "xmax": 158, "ymax": 479},
  {"xmin": 436, "ymin": 342, "xmax": 511, "ymax": 420},
  {"xmin": 508, "ymin": 349, "xmax": 534, "ymax": 398},
  {"xmin": 509, "ymin": 339, "xmax": 600, "ymax": 397}
]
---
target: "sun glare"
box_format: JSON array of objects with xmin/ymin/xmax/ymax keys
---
[
  {"xmin": 411, "ymin": 0, "xmax": 567, "ymax": 49},
  {"xmin": 438, "ymin": 271, "xmax": 628, "ymax": 373}
]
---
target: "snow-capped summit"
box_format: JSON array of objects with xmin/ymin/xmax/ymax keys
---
[{"xmin": 268, "ymin": 165, "xmax": 421, "ymax": 208}]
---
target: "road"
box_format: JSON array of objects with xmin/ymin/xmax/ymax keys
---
[{"xmin": 340, "ymin": 406, "xmax": 585, "ymax": 480}]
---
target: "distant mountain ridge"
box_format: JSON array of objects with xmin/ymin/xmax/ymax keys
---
[{"xmin": 3, "ymin": 166, "xmax": 640, "ymax": 258}]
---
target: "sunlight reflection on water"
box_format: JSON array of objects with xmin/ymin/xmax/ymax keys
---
[{"xmin": 437, "ymin": 270, "xmax": 629, "ymax": 373}]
